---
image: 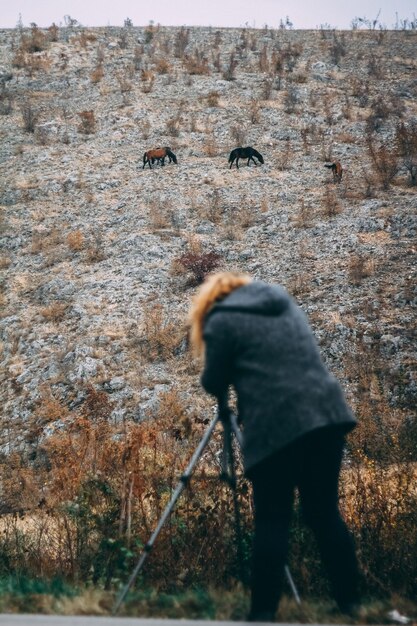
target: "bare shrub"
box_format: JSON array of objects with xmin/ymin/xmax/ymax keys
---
[
  {"xmin": 76, "ymin": 30, "xmax": 97, "ymax": 48},
  {"xmin": 287, "ymin": 273, "xmax": 311, "ymax": 297},
  {"xmin": 320, "ymin": 133, "xmax": 333, "ymax": 162},
  {"xmin": 283, "ymin": 85, "xmax": 299, "ymax": 113},
  {"xmin": 166, "ymin": 115, "xmax": 181, "ymax": 137},
  {"xmin": 140, "ymin": 301, "xmax": 183, "ymax": 360},
  {"xmin": 366, "ymin": 133, "xmax": 399, "ymax": 190},
  {"xmin": 20, "ymin": 23, "xmax": 48, "ymax": 53},
  {"xmin": 67, "ymin": 230, "xmax": 85, "ymax": 252},
  {"xmin": 277, "ymin": 139, "xmax": 292, "ymax": 171},
  {"xmin": 348, "ymin": 254, "xmax": 374, "ymax": 284},
  {"xmin": 258, "ymin": 45, "xmax": 270, "ymax": 73},
  {"xmin": 249, "ymin": 99, "xmax": 261, "ymax": 124},
  {"xmin": 184, "ymin": 48, "xmax": 210, "ymax": 75},
  {"xmin": 199, "ymin": 188, "xmax": 223, "ymax": 223},
  {"xmin": 206, "ymin": 91, "xmax": 220, "ymax": 107},
  {"xmin": 34, "ymin": 125, "xmax": 50, "ymax": 146},
  {"xmin": 117, "ymin": 72, "xmax": 133, "ymax": 93},
  {"xmin": 322, "ymin": 186, "xmax": 342, "ymax": 217},
  {"xmin": 0, "ymin": 92, "xmax": 13, "ymax": 116},
  {"xmin": 133, "ymin": 46, "xmax": 142, "ymax": 71},
  {"xmin": 395, "ymin": 119, "xmax": 417, "ymax": 185},
  {"xmin": 48, "ymin": 23, "xmax": 59, "ymax": 42},
  {"xmin": 78, "ymin": 110, "xmax": 96, "ymax": 134},
  {"xmin": 204, "ymin": 134, "xmax": 218, "ymax": 157},
  {"xmin": 329, "ymin": 31, "xmax": 347, "ymax": 65},
  {"xmin": 260, "ymin": 198, "xmax": 269, "ymax": 213},
  {"xmin": 144, "ymin": 22, "xmax": 156, "ymax": 44},
  {"xmin": 222, "ymin": 52, "xmax": 237, "ymax": 81},
  {"xmin": 140, "ymin": 69, "xmax": 155, "ymax": 92},
  {"xmin": 90, "ymin": 64, "xmax": 104, "ymax": 83},
  {"xmin": 118, "ymin": 29, "xmax": 129, "ymax": 50},
  {"xmin": 300, "ymin": 127, "xmax": 310, "ymax": 155},
  {"xmin": 230, "ymin": 124, "xmax": 246, "ymax": 146},
  {"xmin": 293, "ymin": 199, "xmax": 312, "ymax": 228},
  {"xmin": 368, "ymin": 94, "xmax": 404, "ymax": 133},
  {"xmin": 174, "ymin": 27, "xmax": 190, "ymax": 58},
  {"xmin": 20, "ymin": 103, "xmax": 39, "ymax": 133},
  {"xmin": 40, "ymin": 301, "xmax": 69, "ymax": 322},
  {"xmin": 141, "ymin": 119, "xmax": 151, "ymax": 140},
  {"xmin": 261, "ymin": 77, "xmax": 273, "ymax": 100},
  {"xmin": 173, "ymin": 244, "xmax": 222, "ymax": 286},
  {"xmin": 154, "ymin": 57, "xmax": 171, "ymax": 74},
  {"xmin": 84, "ymin": 235, "xmax": 106, "ymax": 264}
]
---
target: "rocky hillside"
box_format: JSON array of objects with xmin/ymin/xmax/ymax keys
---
[{"xmin": 0, "ymin": 23, "xmax": 416, "ymax": 448}]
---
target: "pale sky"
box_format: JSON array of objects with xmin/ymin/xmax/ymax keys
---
[{"xmin": 0, "ymin": 0, "xmax": 415, "ymax": 30}]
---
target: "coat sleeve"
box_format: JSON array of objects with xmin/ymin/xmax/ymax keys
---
[{"xmin": 201, "ymin": 313, "xmax": 234, "ymax": 399}]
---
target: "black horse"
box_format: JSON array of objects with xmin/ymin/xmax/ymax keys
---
[
  {"xmin": 229, "ymin": 146, "xmax": 264, "ymax": 169},
  {"xmin": 143, "ymin": 147, "xmax": 178, "ymax": 169}
]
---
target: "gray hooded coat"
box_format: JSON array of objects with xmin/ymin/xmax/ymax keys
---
[{"xmin": 201, "ymin": 281, "xmax": 356, "ymax": 473}]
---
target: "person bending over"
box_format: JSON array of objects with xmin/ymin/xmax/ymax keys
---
[{"xmin": 189, "ymin": 272, "xmax": 360, "ymax": 622}]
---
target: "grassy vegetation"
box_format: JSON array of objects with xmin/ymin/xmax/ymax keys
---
[
  {"xmin": 0, "ymin": 576, "xmax": 416, "ymax": 621},
  {"xmin": 1, "ymin": 17, "xmax": 416, "ymax": 622}
]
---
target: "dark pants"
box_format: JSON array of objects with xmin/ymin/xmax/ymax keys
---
[{"xmin": 248, "ymin": 427, "xmax": 360, "ymax": 619}]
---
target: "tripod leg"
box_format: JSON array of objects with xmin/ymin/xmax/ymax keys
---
[
  {"xmin": 285, "ymin": 565, "xmax": 301, "ymax": 606},
  {"xmin": 113, "ymin": 414, "xmax": 220, "ymax": 614}
]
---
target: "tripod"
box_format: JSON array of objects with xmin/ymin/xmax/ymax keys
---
[{"xmin": 113, "ymin": 404, "xmax": 300, "ymax": 614}]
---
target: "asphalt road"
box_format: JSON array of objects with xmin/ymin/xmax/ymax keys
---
[
  {"xmin": 0, "ymin": 617, "xmax": 289, "ymax": 626},
  {"xmin": 0, "ymin": 617, "xmax": 277, "ymax": 626}
]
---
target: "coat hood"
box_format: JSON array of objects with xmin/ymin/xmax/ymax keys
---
[{"xmin": 210, "ymin": 281, "xmax": 291, "ymax": 316}]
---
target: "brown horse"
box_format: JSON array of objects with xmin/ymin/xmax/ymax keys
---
[
  {"xmin": 325, "ymin": 161, "xmax": 343, "ymax": 183},
  {"xmin": 143, "ymin": 147, "xmax": 177, "ymax": 169}
]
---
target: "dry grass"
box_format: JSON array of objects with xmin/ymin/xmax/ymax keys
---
[
  {"xmin": 39, "ymin": 301, "xmax": 69, "ymax": 322},
  {"xmin": 1, "ymin": 25, "xmax": 416, "ymax": 606},
  {"xmin": 66, "ymin": 230, "xmax": 85, "ymax": 252}
]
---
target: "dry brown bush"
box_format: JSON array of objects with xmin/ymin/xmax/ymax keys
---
[
  {"xmin": 20, "ymin": 102, "xmax": 39, "ymax": 133},
  {"xmin": 140, "ymin": 69, "xmax": 155, "ymax": 92},
  {"xmin": 47, "ymin": 23, "xmax": 59, "ymax": 42},
  {"xmin": 184, "ymin": 48, "xmax": 210, "ymax": 75},
  {"xmin": 395, "ymin": 119, "xmax": 417, "ymax": 186},
  {"xmin": 230, "ymin": 124, "xmax": 246, "ymax": 146},
  {"xmin": 166, "ymin": 116, "xmax": 181, "ymax": 137},
  {"xmin": 287, "ymin": 272, "xmax": 311, "ymax": 297},
  {"xmin": 20, "ymin": 24, "xmax": 48, "ymax": 53},
  {"xmin": 249, "ymin": 99, "xmax": 261, "ymax": 124},
  {"xmin": 154, "ymin": 57, "xmax": 171, "ymax": 74},
  {"xmin": 293, "ymin": 199, "xmax": 312, "ymax": 228},
  {"xmin": 84, "ymin": 236, "xmax": 106, "ymax": 264},
  {"xmin": 222, "ymin": 52, "xmax": 237, "ymax": 81},
  {"xmin": 40, "ymin": 301, "xmax": 69, "ymax": 322},
  {"xmin": 206, "ymin": 91, "xmax": 220, "ymax": 107},
  {"xmin": 322, "ymin": 186, "xmax": 342, "ymax": 217},
  {"xmin": 348, "ymin": 253, "xmax": 375, "ymax": 284},
  {"xmin": 90, "ymin": 64, "xmax": 104, "ymax": 83},
  {"xmin": 78, "ymin": 110, "xmax": 96, "ymax": 134},
  {"xmin": 174, "ymin": 26, "xmax": 190, "ymax": 58},
  {"xmin": 276, "ymin": 139, "xmax": 293, "ymax": 171},
  {"xmin": 67, "ymin": 230, "xmax": 85, "ymax": 252},
  {"xmin": 140, "ymin": 301, "xmax": 184, "ymax": 360}
]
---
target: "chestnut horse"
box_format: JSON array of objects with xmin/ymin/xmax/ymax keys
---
[
  {"xmin": 325, "ymin": 161, "xmax": 343, "ymax": 183},
  {"xmin": 229, "ymin": 146, "xmax": 264, "ymax": 169},
  {"xmin": 143, "ymin": 147, "xmax": 178, "ymax": 169}
]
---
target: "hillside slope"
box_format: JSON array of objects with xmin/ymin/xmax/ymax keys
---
[{"xmin": 0, "ymin": 23, "xmax": 416, "ymax": 451}]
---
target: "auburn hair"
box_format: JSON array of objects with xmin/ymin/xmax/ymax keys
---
[{"xmin": 189, "ymin": 271, "xmax": 252, "ymax": 358}]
